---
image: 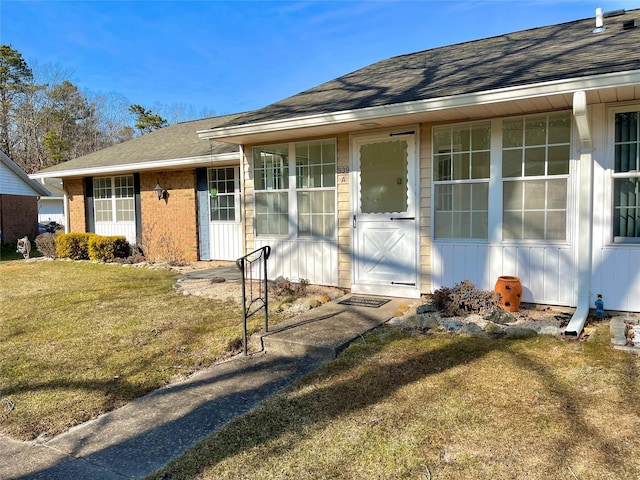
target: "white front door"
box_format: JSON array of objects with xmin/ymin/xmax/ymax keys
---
[{"xmin": 351, "ymin": 131, "xmax": 420, "ymax": 298}]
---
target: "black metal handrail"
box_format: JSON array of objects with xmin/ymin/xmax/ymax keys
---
[{"xmin": 236, "ymin": 245, "xmax": 271, "ymax": 355}]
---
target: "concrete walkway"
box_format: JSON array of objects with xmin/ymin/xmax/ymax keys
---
[{"xmin": 0, "ymin": 282, "xmax": 411, "ymax": 480}]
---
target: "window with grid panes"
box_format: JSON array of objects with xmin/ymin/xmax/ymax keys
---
[
  {"xmin": 253, "ymin": 145, "xmax": 289, "ymax": 236},
  {"xmin": 93, "ymin": 175, "xmax": 135, "ymax": 223},
  {"xmin": 433, "ymin": 122, "xmax": 490, "ymax": 239},
  {"xmin": 502, "ymin": 113, "xmax": 570, "ymax": 240},
  {"xmin": 296, "ymin": 140, "xmax": 336, "ymax": 237},
  {"xmin": 613, "ymin": 111, "xmax": 640, "ymax": 242},
  {"xmin": 208, "ymin": 167, "xmax": 237, "ymax": 222}
]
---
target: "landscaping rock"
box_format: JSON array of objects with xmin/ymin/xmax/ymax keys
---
[
  {"xmin": 484, "ymin": 309, "xmax": 516, "ymax": 325},
  {"xmin": 536, "ymin": 325, "xmax": 563, "ymax": 337},
  {"xmin": 387, "ymin": 317, "xmax": 404, "ymax": 326},
  {"xmin": 417, "ymin": 304, "xmax": 438, "ymax": 314},
  {"xmin": 484, "ymin": 321, "xmax": 505, "ymax": 336},
  {"xmin": 504, "ymin": 326, "xmax": 538, "ymax": 339},
  {"xmin": 460, "ymin": 322, "xmax": 484, "ymax": 335},
  {"xmin": 307, "ymin": 298, "xmax": 322, "ymax": 309},
  {"xmin": 442, "ymin": 320, "xmax": 464, "ymax": 332},
  {"xmin": 288, "ymin": 302, "xmax": 311, "ymax": 314},
  {"xmin": 402, "ymin": 313, "xmax": 440, "ymax": 331}
]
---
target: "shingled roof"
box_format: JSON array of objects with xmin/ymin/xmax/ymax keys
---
[
  {"xmin": 37, "ymin": 113, "xmax": 243, "ymax": 175},
  {"xmin": 209, "ymin": 8, "xmax": 640, "ymax": 130}
]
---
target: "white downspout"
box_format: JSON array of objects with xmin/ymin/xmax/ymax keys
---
[{"xmin": 565, "ymin": 91, "xmax": 594, "ymax": 336}]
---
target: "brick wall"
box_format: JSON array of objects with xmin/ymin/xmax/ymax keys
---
[
  {"xmin": 140, "ymin": 170, "xmax": 199, "ymax": 262},
  {"xmin": 0, "ymin": 194, "xmax": 39, "ymax": 244},
  {"xmin": 63, "ymin": 173, "xmax": 199, "ymax": 262}
]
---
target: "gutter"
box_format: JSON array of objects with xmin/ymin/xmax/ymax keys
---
[
  {"xmin": 29, "ymin": 152, "xmax": 239, "ymax": 180},
  {"xmin": 564, "ymin": 91, "xmax": 594, "ymax": 336}
]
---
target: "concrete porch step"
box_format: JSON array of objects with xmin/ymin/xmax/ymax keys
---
[{"xmin": 250, "ymin": 295, "xmax": 414, "ymax": 360}]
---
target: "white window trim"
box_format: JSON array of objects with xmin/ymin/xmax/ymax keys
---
[
  {"xmin": 430, "ymin": 120, "xmax": 492, "ymax": 245},
  {"xmin": 433, "ymin": 113, "xmax": 576, "ymax": 246},
  {"xmin": 208, "ymin": 166, "xmax": 241, "ymax": 224},
  {"xmin": 605, "ymin": 103, "xmax": 640, "ymax": 246},
  {"xmin": 94, "ymin": 175, "xmax": 135, "ymax": 225},
  {"xmin": 253, "ymin": 139, "xmax": 338, "ymax": 240}
]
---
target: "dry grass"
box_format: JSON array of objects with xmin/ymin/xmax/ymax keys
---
[
  {"xmin": 0, "ymin": 259, "xmax": 253, "ymax": 440},
  {"xmin": 151, "ymin": 326, "xmax": 640, "ymax": 480}
]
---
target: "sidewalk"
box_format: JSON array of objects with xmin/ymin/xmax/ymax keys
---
[{"xmin": 0, "ymin": 292, "xmax": 412, "ymax": 480}]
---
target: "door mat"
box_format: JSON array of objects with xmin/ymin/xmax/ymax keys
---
[{"xmin": 338, "ymin": 296, "xmax": 390, "ymax": 308}]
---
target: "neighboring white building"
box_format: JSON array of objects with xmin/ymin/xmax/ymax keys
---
[
  {"xmin": 33, "ymin": 177, "xmax": 65, "ymax": 226},
  {"xmin": 0, "ymin": 151, "xmax": 50, "ymax": 244}
]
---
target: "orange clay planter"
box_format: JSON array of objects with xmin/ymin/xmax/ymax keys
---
[{"xmin": 494, "ymin": 276, "xmax": 523, "ymax": 312}]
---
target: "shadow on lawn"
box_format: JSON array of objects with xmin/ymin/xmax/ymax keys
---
[
  {"xmin": 152, "ymin": 333, "xmax": 638, "ymax": 479},
  {"xmin": 11, "ymin": 325, "xmax": 638, "ymax": 479}
]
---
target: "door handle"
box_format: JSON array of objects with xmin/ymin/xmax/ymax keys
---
[{"xmin": 353, "ymin": 215, "xmax": 356, "ymax": 229}]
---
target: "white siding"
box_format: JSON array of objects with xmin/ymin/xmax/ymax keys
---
[
  {"xmin": 255, "ymin": 238, "xmax": 339, "ymax": 286},
  {"xmin": 591, "ymin": 103, "xmax": 640, "ymax": 311},
  {"xmin": 209, "ymin": 223, "xmax": 242, "ymax": 261},
  {"xmin": 38, "ymin": 199, "xmax": 64, "ymax": 224},
  {"xmin": 95, "ymin": 222, "xmax": 137, "ymax": 245},
  {"xmin": 593, "ymin": 247, "xmax": 640, "ymax": 311},
  {"xmin": 432, "ymin": 243, "xmax": 575, "ymax": 306},
  {"xmin": 0, "ymin": 162, "xmax": 42, "ymax": 196}
]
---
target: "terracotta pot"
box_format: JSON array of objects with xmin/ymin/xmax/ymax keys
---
[{"xmin": 494, "ymin": 276, "xmax": 522, "ymax": 312}]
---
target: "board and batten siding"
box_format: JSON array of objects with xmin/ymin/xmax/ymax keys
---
[
  {"xmin": 210, "ymin": 222, "xmax": 242, "ymax": 261},
  {"xmin": 432, "ymin": 243, "xmax": 575, "ymax": 306},
  {"xmin": 590, "ymin": 102, "xmax": 640, "ymax": 312}
]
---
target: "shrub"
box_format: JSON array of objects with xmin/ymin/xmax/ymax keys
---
[
  {"xmin": 88, "ymin": 236, "xmax": 130, "ymax": 262},
  {"xmin": 113, "ymin": 245, "xmax": 146, "ymax": 264},
  {"xmin": 432, "ymin": 280, "xmax": 499, "ymax": 316},
  {"xmin": 55, "ymin": 233, "xmax": 95, "ymax": 260},
  {"xmin": 35, "ymin": 233, "xmax": 58, "ymax": 258}
]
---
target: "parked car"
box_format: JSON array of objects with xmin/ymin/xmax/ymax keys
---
[{"xmin": 38, "ymin": 221, "xmax": 63, "ymax": 235}]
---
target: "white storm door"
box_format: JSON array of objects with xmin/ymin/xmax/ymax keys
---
[
  {"xmin": 351, "ymin": 131, "xmax": 420, "ymax": 298},
  {"xmin": 208, "ymin": 166, "xmax": 242, "ymax": 261}
]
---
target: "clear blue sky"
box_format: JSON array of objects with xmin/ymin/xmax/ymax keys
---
[{"xmin": 1, "ymin": 1, "xmax": 636, "ymax": 117}]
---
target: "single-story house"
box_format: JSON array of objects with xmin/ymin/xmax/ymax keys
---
[
  {"xmin": 194, "ymin": 7, "xmax": 640, "ymax": 334},
  {"xmin": 31, "ymin": 114, "xmax": 244, "ymax": 262},
  {"xmin": 34, "ymin": 8, "xmax": 640, "ymax": 335},
  {"xmin": 0, "ymin": 150, "xmax": 50, "ymax": 245}
]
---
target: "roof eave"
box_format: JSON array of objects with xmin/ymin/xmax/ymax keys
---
[
  {"xmin": 197, "ymin": 70, "xmax": 640, "ymax": 142},
  {"xmin": 1, "ymin": 151, "xmax": 51, "ymax": 196},
  {"xmin": 30, "ymin": 152, "xmax": 240, "ymax": 180}
]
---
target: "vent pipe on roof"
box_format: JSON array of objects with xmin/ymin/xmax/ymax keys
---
[{"xmin": 593, "ymin": 7, "xmax": 606, "ymax": 33}]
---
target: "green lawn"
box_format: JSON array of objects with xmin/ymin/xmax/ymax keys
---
[
  {"xmin": 150, "ymin": 323, "xmax": 640, "ymax": 480},
  {"xmin": 0, "ymin": 259, "xmax": 252, "ymax": 440}
]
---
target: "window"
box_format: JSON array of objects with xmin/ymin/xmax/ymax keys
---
[
  {"xmin": 613, "ymin": 111, "xmax": 640, "ymax": 242},
  {"xmin": 254, "ymin": 145, "xmax": 289, "ymax": 236},
  {"xmin": 502, "ymin": 113, "xmax": 570, "ymax": 240},
  {"xmin": 296, "ymin": 140, "xmax": 335, "ymax": 237},
  {"xmin": 208, "ymin": 167, "xmax": 238, "ymax": 222},
  {"xmin": 433, "ymin": 122, "xmax": 490, "ymax": 239},
  {"xmin": 253, "ymin": 140, "xmax": 336, "ymax": 237},
  {"xmin": 93, "ymin": 175, "xmax": 135, "ymax": 223}
]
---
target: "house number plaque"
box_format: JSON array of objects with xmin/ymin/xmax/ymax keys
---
[{"xmin": 337, "ymin": 166, "xmax": 349, "ymax": 183}]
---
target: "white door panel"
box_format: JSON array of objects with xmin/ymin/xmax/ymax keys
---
[{"xmin": 351, "ymin": 132, "xmax": 420, "ymax": 298}]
